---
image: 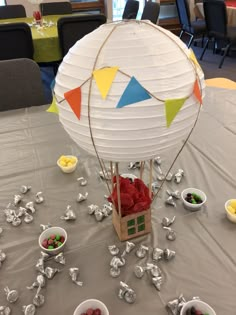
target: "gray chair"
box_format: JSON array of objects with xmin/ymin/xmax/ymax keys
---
[
  {"xmin": 0, "ymin": 4, "xmax": 26, "ymax": 19},
  {"xmin": 0, "ymin": 23, "xmax": 34, "ymax": 61},
  {"xmin": 0, "ymin": 59, "xmax": 47, "ymax": 111},
  {"xmin": 122, "ymin": 0, "xmax": 139, "ymax": 19},
  {"xmin": 141, "ymin": 1, "xmax": 160, "ymax": 24},
  {"xmin": 40, "ymin": 1, "xmax": 72, "ymax": 16},
  {"xmin": 57, "ymin": 14, "xmax": 107, "ymax": 56}
]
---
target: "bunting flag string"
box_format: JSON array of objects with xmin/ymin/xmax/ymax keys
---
[
  {"xmin": 46, "ymin": 96, "xmax": 59, "ymax": 114},
  {"xmin": 93, "ymin": 67, "xmax": 119, "ymax": 99},
  {"xmin": 193, "ymin": 79, "xmax": 202, "ymax": 105},
  {"xmin": 165, "ymin": 97, "xmax": 188, "ymax": 128},
  {"xmin": 49, "ymin": 67, "xmax": 201, "ymax": 127},
  {"xmin": 64, "ymin": 87, "xmax": 82, "ymax": 120},
  {"xmin": 116, "ymin": 76, "xmax": 151, "ymax": 108},
  {"xmin": 189, "ymin": 49, "xmax": 202, "ymax": 71}
]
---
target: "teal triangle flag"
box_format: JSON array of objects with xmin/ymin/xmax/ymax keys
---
[
  {"xmin": 50, "ymin": 79, "xmax": 55, "ymax": 91},
  {"xmin": 116, "ymin": 76, "xmax": 151, "ymax": 108}
]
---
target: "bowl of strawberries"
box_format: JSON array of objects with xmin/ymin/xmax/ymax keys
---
[{"xmin": 73, "ymin": 299, "xmax": 109, "ymax": 315}]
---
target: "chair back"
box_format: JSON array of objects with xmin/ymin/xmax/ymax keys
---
[
  {"xmin": 57, "ymin": 14, "xmax": 107, "ymax": 56},
  {"xmin": 203, "ymin": 0, "xmax": 227, "ymax": 37},
  {"xmin": 0, "ymin": 23, "xmax": 33, "ymax": 60},
  {"xmin": 0, "ymin": 58, "xmax": 46, "ymax": 111},
  {"xmin": 141, "ymin": 1, "xmax": 160, "ymax": 24},
  {"xmin": 176, "ymin": 0, "xmax": 191, "ymax": 28},
  {"xmin": 122, "ymin": 0, "xmax": 139, "ymax": 19},
  {"xmin": 40, "ymin": 1, "xmax": 72, "ymax": 16},
  {"xmin": 0, "ymin": 4, "xmax": 26, "ymax": 19}
]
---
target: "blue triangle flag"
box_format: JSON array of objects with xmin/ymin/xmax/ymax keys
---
[{"xmin": 116, "ymin": 76, "xmax": 151, "ymax": 108}]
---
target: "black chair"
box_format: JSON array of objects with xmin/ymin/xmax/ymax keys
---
[
  {"xmin": 40, "ymin": 1, "xmax": 72, "ymax": 16},
  {"xmin": 122, "ymin": 0, "xmax": 139, "ymax": 19},
  {"xmin": 57, "ymin": 14, "xmax": 107, "ymax": 57},
  {"xmin": 0, "ymin": 4, "xmax": 26, "ymax": 19},
  {"xmin": 0, "ymin": 58, "xmax": 46, "ymax": 111},
  {"xmin": 200, "ymin": 0, "xmax": 236, "ymax": 68},
  {"xmin": 0, "ymin": 23, "xmax": 33, "ymax": 61},
  {"xmin": 141, "ymin": 1, "xmax": 160, "ymax": 24},
  {"xmin": 176, "ymin": 0, "xmax": 206, "ymax": 48}
]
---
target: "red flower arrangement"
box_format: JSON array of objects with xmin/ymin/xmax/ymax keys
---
[{"xmin": 108, "ymin": 176, "xmax": 152, "ymax": 217}]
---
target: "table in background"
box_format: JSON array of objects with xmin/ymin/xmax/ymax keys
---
[
  {"xmin": 0, "ymin": 15, "xmax": 63, "ymax": 63},
  {"xmin": 0, "ymin": 86, "xmax": 236, "ymax": 314},
  {"xmin": 195, "ymin": 2, "xmax": 236, "ymax": 26}
]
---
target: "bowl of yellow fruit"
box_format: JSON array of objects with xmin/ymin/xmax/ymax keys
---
[
  {"xmin": 57, "ymin": 155, "xmax": 78, "ymax": 173},
  {"xmin": 225, "ymin": 199, "xmax": 236, "ymax": 223}
]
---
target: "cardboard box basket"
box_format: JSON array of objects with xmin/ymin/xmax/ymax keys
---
[{"xmin": 112, "ymin": 207, "xmax": 151, "ymax": 241}]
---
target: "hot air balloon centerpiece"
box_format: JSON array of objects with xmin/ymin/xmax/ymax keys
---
[{"xmin": 53, "ymin": 20, "xmax": 205, "ymax": 241}]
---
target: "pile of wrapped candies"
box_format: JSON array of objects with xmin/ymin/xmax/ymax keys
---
[
  {"xmin": 185, "ymin": 306, "xmax": 209, "ymax": 315},
  {"xmin": 80, "ymin": 308, "xmax": 102, "ymax": 315},
  {"xmin": 226, "ymin": 199, "xmax": 236, "ymax": 215},
  {"xmin": 42, "ymin": 234, "xmax": 65, "ymax": 249},
  {"xmin": 185, "ymin": 193, "xmax": 203, "ymax": 204},
  {"xmin": 58, "ymin": 155, "xmax": 77, "ymax": 167}
]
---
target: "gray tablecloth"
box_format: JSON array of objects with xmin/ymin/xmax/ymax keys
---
[{"xmin": 0, "ymin": 86, "xmax": 236, "ymax": 314}]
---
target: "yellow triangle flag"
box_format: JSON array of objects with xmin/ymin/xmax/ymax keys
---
[
  {"xmin": 46, "ymin": 96, "xmax": 59, "ymax": 114},
  {"xmin": 189, "ymin": 49, "xmax": 202, "ymax": 71},
  {"xmin": 165, "ymin": 98, "xmax": 187, "ymax": 128},
  {"xmin": 93, "ymin": 67, "xmax": 119, "ymax": 99}
]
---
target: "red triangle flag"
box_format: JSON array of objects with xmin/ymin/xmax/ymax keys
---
[
  {"xmin": 64, "ymin": 87, "xmax": 82, "ymax": 119},
  {"xmin": 193, "ymin": 79, "xmax": 202, "ymax": 105}
]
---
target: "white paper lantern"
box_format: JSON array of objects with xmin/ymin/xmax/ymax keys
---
[{"xmin": 54, "ymin": 20, "xmax": 205, "ymax": 162}]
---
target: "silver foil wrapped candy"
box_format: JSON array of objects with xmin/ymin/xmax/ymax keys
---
[
  {"xmin": 61, "ymin": 205, "xmax": 76, "ymax": 221},
  {"xmin": 44, "ymin": 266, "xmax": 59, "ymax": 279},
  {"xmin": 108, "ymin": 245, "xmax": 119, "ymax": 256},
  {"xmin": 152, "ymin": 276, "xmax": 163, "ymax": 291},
  {"xmin": 4, "ymin": 287, "xmax": 19, "ymax": 303},
  {"xmin": 134, "ymin": 265, "xmax": 146, "ymax": 279},
  {"xmin": 12, "ymin": 216, "xmax": 22, "ymax": 227},
  {"xmin": 94, "ymin": 209, "xmax": 104, "ymax": 222},
  {"xmin": 165, "ymin": 196, "xmax": 176, "ymax": 207},
  {"xmin": 174, "ymin": 169, "xmax": 184, "ymax": 184},
  {"xmin": 163, "ymin": 227, "xmax": 177, "ymax": 241},
  {"xmin": 20, "ymin": 185, "xmax": 31, "ymax": 194},
  {"xmin": 110, "ymin": 256, "xmax": 124, "ymax": 277},
  {"xmin": 163, "ymin": 248, "xmax": 176, "ymax": 261},
  {"xmin": 0, "ymin": 250, "xmax": 6, "ymax": 267},
  {"xmin": 24, "ymin": 212, "xmax": 34, "ymax": 224},
  {"xmin": 35, "ymin": 258, "xmax": 45, "ymax": 274},
  {"xmin": 135, "ymin": 245, "xmax": 149, "ymax": 258},
  {"xmin": 35, "ymin": 192, "xmax": 44, "ymax": 204},
  {"xmin": 124, "ymin": 241, "xmax": 135, "ymax": 254},
  {"xmin": 162, "ymin": 216, "xmax": 176, "ymax": 227},
  {"xmin": 152, "ymin": 248, "xmax": 164, "ymax": 261},
  {"xmin": 13, "ymin": 194, "xmax": 22, "ymax": 206},
  {"xmin": 0, "ymin": 306, "xmax": 11, "ymax": 315},
  {"xmin": 18, "ymin": 207, "xmax": 27, "ymax": 217},
  {"xmin": 54, "ymin": 252, "xmax": 66, "ymax": 265},
  {"xmin": 76, "ymin": 192, "xmax": 88, "ymax": 203},
  {"xmin": 33, "ymin": 287, "xmax": 45, "ymax": 307},
  {"xmin": 152, "ymin": 181, "xmax": 160, "ymax": 194},
  {"xmin": 118, "ymin": 281, "xmax": 136, "ymax": 304},
  {"xmin": 128, "ymin": 161, "xmax": 141, "ymax": 169},
  {"xmin": 27, "ymin": 274, "xmax": 46, "ymax": 290},
  {"xmin": 77, "ymin": 177, "xmax": 87, "ymax": 186},
  {"xmin": 22, "ymin": 304, "xmax": 36, "ymax": 315},
  {"xmin": 166, "ymin": 294, "xmax": 186, "ymax": 315},
  {"xmin": 25, "ymin": 202, "xmax": 36, "ymax": 214},
  {"xmin": 167, "ymin": 190, "xmax": 181, "ymax": 199},
  {"xmin": 88, "ymin": 204, "xmax": 99, "ymax": 215},
  {"xmin": 69, "ymin": 267, "xmax": 83, "ymax": 286},
  {"xmin": 40, "ymin": 223, "xmax": 52, "ymax": 232},
  {"xmin": 166, "ymin": 172, "xmax": 173, "ymax": 181}
]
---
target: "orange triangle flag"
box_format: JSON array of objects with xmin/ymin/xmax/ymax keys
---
[
  {"xmin": 193, "ymin": 80, "xmax": 202, "ymax": 105},
  {"xmin": 64, "ymin": 87, "xmax": 82, "ymax": 120},
  {"xmin": 93, "ymin": 67, "xmax": 119, "ymax": 99}
]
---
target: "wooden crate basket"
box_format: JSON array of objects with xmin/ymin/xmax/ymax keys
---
[{"xmin": 112, "ymin": 206, "xmax": 151, "ymax": 241}]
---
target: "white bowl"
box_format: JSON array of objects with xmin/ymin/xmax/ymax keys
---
[
  {"xmin": 181, "ymin": 188, "xmax": 207, "ymax": 211},
  {"xmin": 57, "ymin": 155, "xmax": 78, "ymax": 173},
  {"xmin": 39, "ymin": 226, "xmax": 67, "ymax": 255},
  {"xmin": 180, "ymin": 300, "xmax": 216, "ymax": 315},
  {"xmin": 73, "ymin": 299, "xmax": 109, "ymax": 315},
  {"xmin": 225, "ymin": 199, "xmax": 236, "ymax": 223}
]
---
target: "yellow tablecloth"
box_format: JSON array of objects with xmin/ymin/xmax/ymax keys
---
[{"xmin": 0, "ymin": 15, "xmax": 62, "ymax": 63}]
